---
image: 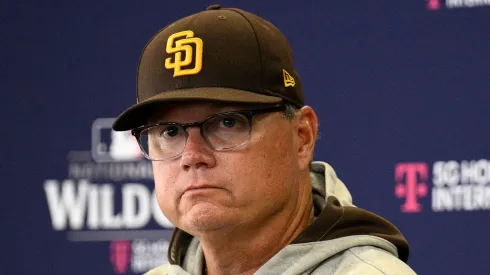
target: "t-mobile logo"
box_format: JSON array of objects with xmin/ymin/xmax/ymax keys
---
[
  {"xmin": 426, "ymin": 0, "xmax": 442, "ymax": 10},
  {"xmin": 395, "ymin": 163, "xmax": 429, "ymax": 213},
  {"xmin": 110, "ymin": 240, "xmax": 132, "ymax": 274}
]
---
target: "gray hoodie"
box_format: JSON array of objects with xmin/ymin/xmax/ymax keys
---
[{"xmin": 145, "ymin": 161, "xmax": 417, "ymax": 275}]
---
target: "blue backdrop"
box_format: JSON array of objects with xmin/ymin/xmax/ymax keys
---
[{"xmin": 1, "ymin": 1, "xmax": 489, "ymax": 274}]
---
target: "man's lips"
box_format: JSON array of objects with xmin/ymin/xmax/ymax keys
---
[{"xmin": 183, "ymin": 184, "xmax": 222, "ymax": 193}]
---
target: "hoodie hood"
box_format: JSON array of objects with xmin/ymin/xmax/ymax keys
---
[
  {"xmin": 166, "ymin": 161, "xmax": 410, "ymax": 269},
  {"xmin": 295, "ymin": 161, "xmax": 409, "ymax": 261}
]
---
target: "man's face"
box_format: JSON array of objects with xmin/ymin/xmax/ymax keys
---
[{"xmin": 149, "ymin": 102, "xmax": 308, "ymax": 235}]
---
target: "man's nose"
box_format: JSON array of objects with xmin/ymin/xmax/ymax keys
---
[{"xmin": 180, "ymin": 127, "xmax": 216, "ymax": 170}]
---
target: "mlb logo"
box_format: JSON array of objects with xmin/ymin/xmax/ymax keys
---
[{"xmin": 91, "ymin": 118, "xmax": 143, "ymax": 163}]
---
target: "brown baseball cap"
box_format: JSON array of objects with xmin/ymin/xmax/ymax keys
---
[{"xmin": 112, "ymin": 4, "xmax": 304, "ymax": 131}]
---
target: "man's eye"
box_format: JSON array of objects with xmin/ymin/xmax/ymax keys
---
[
  {"xmin": 162, "ymin": 126, "xmax": 180, "ymax": 138},
  {"xmin": 220, "ymin": 118, "xmax": 237, "ymax": 128}
]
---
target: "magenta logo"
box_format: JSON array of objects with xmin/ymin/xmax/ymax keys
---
[
  {"xmin": 395, "ymin": 163, "xmax": 429, "ymax": 213},
  {"xmin": 426, "ymin": 0, "xmax": 442, "ymax": 10},
  {"xmin": 110, "ymin": 240, "xmax": 131, "ymax": 274}
]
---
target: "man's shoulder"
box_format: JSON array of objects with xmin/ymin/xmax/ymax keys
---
[
  {"xmin": 313, "ymin": 245, "xmax": 417, "ymax": 275},
  {"xmin": 143, "ymin": 264, "xmax": 190, "ymax": 275}
]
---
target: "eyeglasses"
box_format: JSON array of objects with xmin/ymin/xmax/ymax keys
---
[{"xmin": 131, "ymin": 105, "xmax": 286, "ymax": 161}]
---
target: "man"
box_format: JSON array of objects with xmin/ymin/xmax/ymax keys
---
[{"xmin": 113, "ymin": 5, "xmax": 417, "ymax": 275}]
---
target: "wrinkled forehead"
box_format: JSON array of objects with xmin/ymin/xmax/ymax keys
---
[{"xmin": 147, "ymin": 101, "xmax": 275, "ymax": 124}]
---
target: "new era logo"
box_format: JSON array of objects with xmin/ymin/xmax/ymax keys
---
[{"xmin": 283, "ymin": 69, "xmax": 295, "ymax": 87}]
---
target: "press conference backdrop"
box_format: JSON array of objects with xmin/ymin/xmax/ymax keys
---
[{"xmin": 1, "ymin": 0, "xmax": 489, "ymax": 274}]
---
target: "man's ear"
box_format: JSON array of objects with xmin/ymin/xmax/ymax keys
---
[{"xmin": 295, "ymin": 106, "xmax": 319, "ymax": 171}]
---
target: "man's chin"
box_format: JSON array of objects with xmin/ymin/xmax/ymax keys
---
[{"xmin": 181, "ymin": 203, "xmax": 231, "ymax": 233}]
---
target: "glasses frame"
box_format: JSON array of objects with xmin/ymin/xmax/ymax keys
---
[{"xmin": 131, "ymin": 104, "xmax": 287, "ymax": 161}]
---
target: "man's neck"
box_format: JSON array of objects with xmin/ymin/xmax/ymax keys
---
[{"xmin": 197, "ymin": 183, "xmax": 314, "ymax": 275}]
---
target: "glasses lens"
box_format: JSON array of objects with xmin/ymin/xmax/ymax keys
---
[
  {"xmin": 203, "ymin": 113, "xmax": 251, "ymax": 150},
  {"xmin": 139, "ymin": 125, "xmax": 186, "ymax": 160}
]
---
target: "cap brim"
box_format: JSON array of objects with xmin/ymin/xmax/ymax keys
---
[{"xmin": 112, "ymin": 87, "xmax": 283, "ymax": 131}]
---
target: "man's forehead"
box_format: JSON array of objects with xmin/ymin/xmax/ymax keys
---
[{"xmin": 147, "ymin": 101, "xmax": 271, "ymax": 122}]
